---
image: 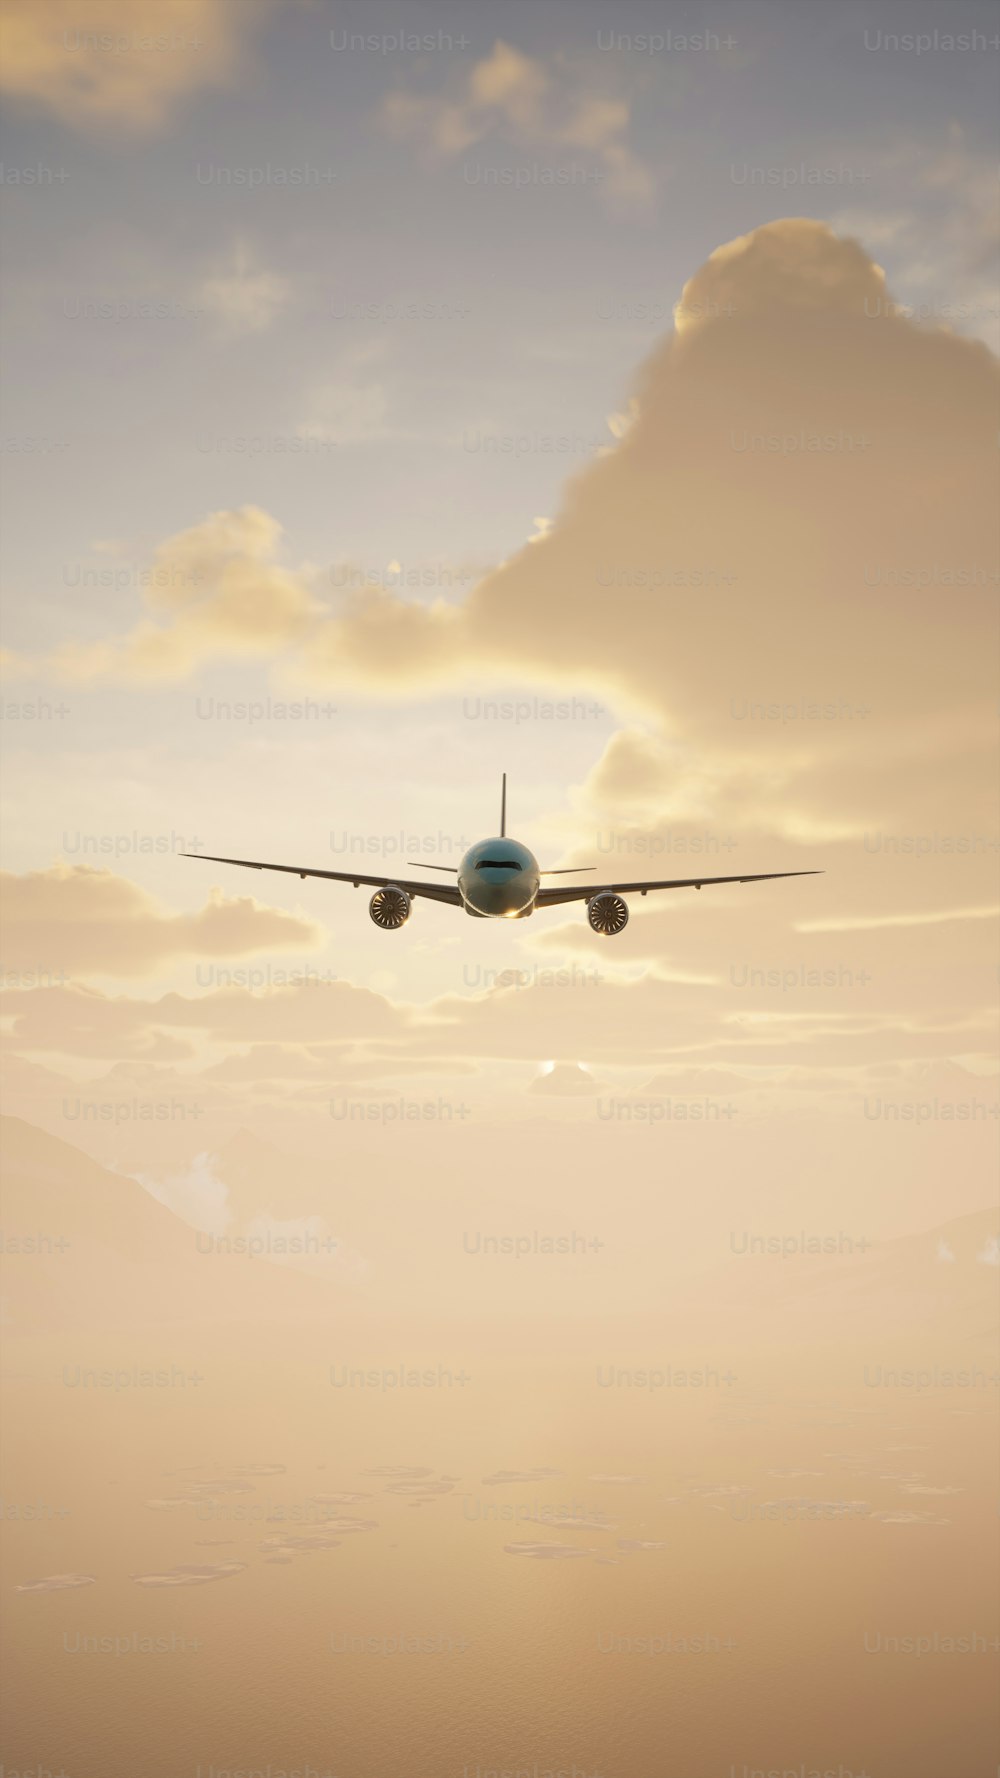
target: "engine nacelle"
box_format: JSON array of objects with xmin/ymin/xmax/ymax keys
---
[
  {"xmin": 587, "ymin": 892, "xmax": 629, "ymax": 936},
  {"xmin": 369, "ymin": 886, "xmax": 411, "ymax": 930}
]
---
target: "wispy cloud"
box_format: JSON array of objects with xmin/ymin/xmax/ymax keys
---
[{"xmin": 378, "ymin": 38, "xmax": 656, "ymax": 217}]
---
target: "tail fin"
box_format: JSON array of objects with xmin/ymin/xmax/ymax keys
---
[{"xmin": 500, "ymin": 772, "xmax": 507, "ymax": 837}]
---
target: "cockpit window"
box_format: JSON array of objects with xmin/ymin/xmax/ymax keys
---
[{"xmin": 476, "ymin": 858, "xmax": 521, "ymax": 871}]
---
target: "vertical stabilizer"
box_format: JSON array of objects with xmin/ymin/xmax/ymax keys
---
[{"xmin": 500, "ymin": 773, "xmax": 507, "ymax": 837}]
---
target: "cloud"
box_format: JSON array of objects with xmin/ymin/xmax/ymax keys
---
[
  {"xmin": 296, "ymin": 339, "xmax": 398, "ymax": 446},
  {"xmin": 4, "ymin": 967, "xmax": 995, "ymax": 1081},
  {"xmin": 291, "ymin": 218, "xmax": 997, "ymax": 868},
  {"xmin": 49, "ymin": 506, "xmax": 321, "ymax": 681},
  {"xmin": 0, "ymin": 976, "xmax": 404, "ymax": 1059},
  {"xmin": 35, "ymin": 225, "xmax": 997, "ymax": 798},
  {"xmin": 0, "ymin": 0, "xmax": 268, "ymax": 134},
  {"xmin": 798, "ymin": 907, "xmax": 999, "ymax": 934},
  {"xmin": 0, "ymin": 863, "xmax": 324, "ymax": 977},
  {"xmin": 132, "ymin": 1149, "xmax": 231, "ymax": 1232},
  {"xmin": 15, "ymin": 1573, "xmax": 96, "ymax": 1592},
  {"xmin": 528, "ymin": 1062, "xmax": 598, "ymax": 1096},
  {"xmin": 830, "ymin": 126, "xmax": 1000, "ymax": 349},
  {"xmin": 0, "ymin": 648, "xmax": 34, "ymax": 680},
  {"xmin": 378, "ymin": 38, "xmax": 655, "ymax": 217},
  {"xmin": 304, "ymin": 219, "xmax": 996, "ymax": 720},
  {"xmin": 503, "ymin": 1541, "xmax": 594, "ymax": 1560},
  {"xmin": 5, "ymin": 220, "xmax": 996, "ymax": 1105},
  {"xmin": 127, "ymin": 1151, "xmax": 352, "ymax": 1276},
  {"xmin": 198, "ymin": 241, "xmax": 292, "ymax": 338}
]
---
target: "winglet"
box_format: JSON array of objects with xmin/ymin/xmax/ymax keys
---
[{"xmin": 500, "ymin": 772, "xmax": 507, "ymax": 838}]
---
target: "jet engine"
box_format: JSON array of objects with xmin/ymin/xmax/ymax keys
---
[
  {"xmin": 369, "ymin": 886, "xmax": 411, "ymax": 930},
  {"xmin": 587, "ymin": 892, "xmax": 629, "ymax": 936}
]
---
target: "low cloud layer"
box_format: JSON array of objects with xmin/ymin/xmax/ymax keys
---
[{"xmin": 1, "ymin": 863, "xmax": 324, "ymax": 977}]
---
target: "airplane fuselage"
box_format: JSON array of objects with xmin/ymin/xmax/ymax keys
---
[{"xmin": 457, "ymin": 836, "xmax": 540, "ymax": 918}]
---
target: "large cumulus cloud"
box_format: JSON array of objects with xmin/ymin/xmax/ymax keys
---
[
  {"xmin": 33, "ymin": 221, "xmax": 995, "ymax": 846},
  {"xmin": 304, "ymin": 221, "xmax": 996, "ymax": 757}
]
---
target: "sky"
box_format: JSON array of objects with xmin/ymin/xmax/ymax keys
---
[
  {"xmin": 1, "ymin": 0, "xmax": 997, "ymax": 1125},
  {"xmin": 0, "ymin": 6, "xmax": 998, "ymax": 1777}
]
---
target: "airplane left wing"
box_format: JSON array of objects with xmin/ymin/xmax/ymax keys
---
[
  {"xmin": 182, "ymin": 853, "xmax": 463, "ymax": 906},
  {"xmin": 535, "ymin": 869, "xmax": 821, "ymax": 907}
]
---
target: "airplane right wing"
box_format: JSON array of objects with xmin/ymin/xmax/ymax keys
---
[{"xmin": 535, "ymin": 869, "xmax": 822, "ymax": 907}]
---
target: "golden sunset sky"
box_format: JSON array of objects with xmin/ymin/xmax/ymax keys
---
[{"xmin": 1, "ymin": 5, "xmax": 998, "ymax": 1774}]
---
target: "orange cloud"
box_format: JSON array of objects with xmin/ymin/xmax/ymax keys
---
[
  {"xmin": 0, "ymin": 864, "xmax": 324, "ymax": 978},
  {"xmin": 378, "ymin": 38, "xmax": 655, "ymax": 216},
  {"xmin": 34, "ymin": 225, "xmax": 997, "ymax": 795},
  {"xmin": 48, "ymin": 506, "xmax": 320, "ymax": 681},
  {"xmin": 0, "ymin": 0, "xmax": 267, "ymax": 134}
]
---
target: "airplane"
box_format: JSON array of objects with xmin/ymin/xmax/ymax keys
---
[{"xmin": 184, "ymin": 774, "xmax": 821, "ymax": 935}]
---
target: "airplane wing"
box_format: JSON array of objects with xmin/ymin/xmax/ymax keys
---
[
  {"xmin": 182, "ymin": 853, "xmax": 463, "ymax": 906},
  {"xmin": 535, "ymin": 869, "xmax": 821, "ymax": 907}
]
